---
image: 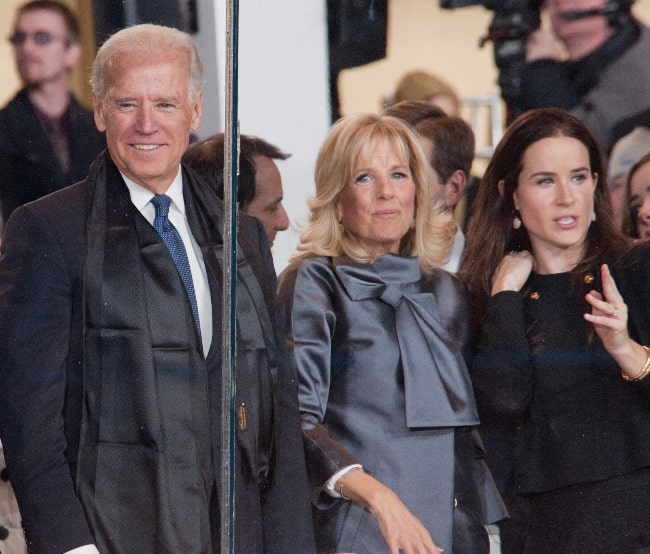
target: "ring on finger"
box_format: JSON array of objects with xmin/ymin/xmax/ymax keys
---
[{"xmin": 610, "ymin": 306, "xmax": 620, "ymax": 317}]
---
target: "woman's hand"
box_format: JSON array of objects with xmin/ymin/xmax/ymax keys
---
[
  {"xmin": 336, "ymin": 470, "xmax": 443, "ymax": 554},
  {"xmin": 584, "ymin": 264, "xmax": 648, "ymax": 379},
  {"xmin": 490, "ymin": 250, "xmax": 534, "ymax": 296}
]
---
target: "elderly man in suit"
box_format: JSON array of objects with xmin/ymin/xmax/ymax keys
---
[{"xmin": 0, "ymin": 23, "xmax": 314, "ymax": 554}]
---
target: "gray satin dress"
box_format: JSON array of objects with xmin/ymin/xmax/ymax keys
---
[{"xmin": 278, "ymin": 254, "xmax": 501, "ymax": 554}]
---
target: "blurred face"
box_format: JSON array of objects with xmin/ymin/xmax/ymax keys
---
[
  {"xmin": 428, "ymin": 94, "xmax": 458, "ymax": 117},
  {"xmin": 336, "ymin": 140, "xmax": 416, "ymax": 262},
  {"xmin": 513, "ymin": 136, "xmax": 597, "ymax": 268},
  {"xmin": 417, "ymin": 135, "xmax": 446, "ymax": 209},
  {"xmin": 608, "ymin": 173, "xmax": 626, "ymax": 230},
  {"xmin": 417, "ymin": 134, "xmax": 463, "ymax": 212},
  {"xmin": 11, "ymin": 9, "xmax": 80, "ymax": 87},
  {"xmin": 93, "ymin": 49, "xmax": 202, "ymax": 194},
  {"xmin": 545, "ymin": 0, "xmax": 610, "ymax": 42},
  {"xmin": 628, "ymin": 161, "xmax": 650, "ymax": 239},
  {"xmin": 242, "ymin": 155, "xmax": 289, "ymax": 246}
]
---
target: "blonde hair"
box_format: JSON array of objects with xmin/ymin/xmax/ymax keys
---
[{"xmin": 295, "ymin": 113, "xmax": 455, "ymax": 274}]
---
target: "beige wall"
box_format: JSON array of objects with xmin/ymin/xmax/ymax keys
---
[
  {"xmin": 0, "ymin": 0, "xmax": 96, "ymax": 108},
  {"xmin": 0, "ymin": 0, "xmax": 23, "ymax": 105},
  {"xmin": 338, "ymin": 1, "xmax": 495, "ymax": 116}
]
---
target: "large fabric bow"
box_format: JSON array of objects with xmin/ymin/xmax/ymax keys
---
[{"xmin": 335, "ymin": 256, "xmax": 478, "ymax": 428}]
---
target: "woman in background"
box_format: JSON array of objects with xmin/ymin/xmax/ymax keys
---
[
  {"xmin": 278, "ymin": 113, "xmax": 504, "ymax": 553},
  {"xmin": 460, "ymin": 107, "xmax": 650, "ymax": 554},
  {"xmin": 624, "ymin": 151, "xmax": 650, "ymax": 239}
]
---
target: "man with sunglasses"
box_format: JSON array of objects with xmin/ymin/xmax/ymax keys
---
[{"xmin": 0, "ymin": 0, "xmax": 104, "ymax": 228}]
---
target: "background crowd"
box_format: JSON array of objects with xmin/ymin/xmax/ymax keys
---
[{"xmin": 0, "ymin": 1, "xmax": 650, "ymax": 553}]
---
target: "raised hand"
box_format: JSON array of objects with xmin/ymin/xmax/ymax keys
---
[
  {"xmin": 584, "ymin": 264, "xmax": 648, "ymax": 380},
  {"xmin": 490, "ymin": 250, "xmax": 535, "ymax": 296}
]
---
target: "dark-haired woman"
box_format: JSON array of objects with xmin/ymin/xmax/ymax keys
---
[{"xmin": 460, "ymin": 107, "xmax": 650, "ymax": 553}]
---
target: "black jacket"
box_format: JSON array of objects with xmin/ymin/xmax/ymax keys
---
[
  {"xmin": 471, "ymin": 241, "xmax": 650, "ymax": 495},
  {"xmin": 0, "ymin": 152, "xmax": 315, "ymax": 553},
  {"xmin": 0, "ymin": 90, "xmax": 105, "ymax": 222}
]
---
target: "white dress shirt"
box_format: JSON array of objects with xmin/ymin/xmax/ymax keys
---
[
  {"xmin": 65, "ymin": 547, "xmax": 100, "ymax": 554},
  {"xmin": 124, "ymin": 169, "xmax": 213, "ymax": 355},
  {"xmin": 441, "ymin": 224, "xmax": 465, "ymax": 274}
]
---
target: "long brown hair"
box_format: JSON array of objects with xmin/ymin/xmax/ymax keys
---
[{"xmin": 460, "ymin": 108, "xmax": 630, "ymax": 317}]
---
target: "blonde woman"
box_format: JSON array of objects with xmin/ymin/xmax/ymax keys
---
[{"xmin": 278, "ymin": 113, "xmax": 504, "ymax": 554}]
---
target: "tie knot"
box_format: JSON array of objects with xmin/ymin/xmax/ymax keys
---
[{"xmin": 151, "ymin": 194, "xmax": 172, "ymax": 219}]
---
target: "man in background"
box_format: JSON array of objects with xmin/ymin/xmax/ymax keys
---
[
  {"xmin": 520, "ymin": 0, "xmax": 650, "ymax": 153},
  {"xmin": 0, "ymin": 0, "xmax": 105, "ymax": 224},
  {"xmin": 384, "ymin": 101, "xmax": 475, "ymax": 272},
  {"xmin": 183, "ymin": 133, "xmax": 291, "ymax": 246}
]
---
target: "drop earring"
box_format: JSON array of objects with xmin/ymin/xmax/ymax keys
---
[
  {"xmin": 591, "ymin": 210, "xmax": 596, "ymax": 222},
  {"xmin": 513, "ymin": 214, "xmax": 522, "ymax": 230}
]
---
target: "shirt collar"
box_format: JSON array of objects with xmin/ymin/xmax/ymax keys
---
[{"xmin": 121, "ymin": 167, "xmax": 186, "ymax": 216}]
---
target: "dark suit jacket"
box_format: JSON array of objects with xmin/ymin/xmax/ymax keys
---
[
  {"xmin": 0, "ymin": 90, "xmax": 106, "ymax": 222},
  {"xmin": 0, "ymin": 152, "xmax": 314, "ymax": 553}
]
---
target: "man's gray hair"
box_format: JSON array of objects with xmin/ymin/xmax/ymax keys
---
[{"xmin": 90, "ymin": 23, "xmax": 203, "ymax": 102}]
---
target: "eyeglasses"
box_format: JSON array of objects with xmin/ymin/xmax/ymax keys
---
[{"xmin": 8, "ymin": 31, "xmax": 67, "ymax": 47}]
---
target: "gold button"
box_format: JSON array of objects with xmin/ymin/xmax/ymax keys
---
[
  {"xmin": 584, "ymin": 273, "xmax": 594, "ymax": 284},
  {"xmin": 529, "ymin": 291, "xmax": 540, "ymax": 300}
]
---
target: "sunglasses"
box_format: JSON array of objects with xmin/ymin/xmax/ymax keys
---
[{"xmin": 8, "ymin": 31, "xmax": 67, "ymax": 46}]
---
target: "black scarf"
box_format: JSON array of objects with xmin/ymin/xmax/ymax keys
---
[{"xmin": 75, "ymin": 153, "xmax": 277, "ymax": 552}]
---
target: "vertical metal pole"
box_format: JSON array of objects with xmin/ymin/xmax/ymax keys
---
[{"xmin": 221, "ymin": 0, "xmax": 239, "ymax": 552}]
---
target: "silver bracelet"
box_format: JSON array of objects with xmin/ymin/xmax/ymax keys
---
[{"xmin": 337, "ymin": 466, "xmax": 363, "ymax": 501}]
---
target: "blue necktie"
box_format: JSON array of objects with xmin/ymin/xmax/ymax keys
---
[{"xmin": 151, "ymin": 194, "xmax": 202, "ymax": 336}]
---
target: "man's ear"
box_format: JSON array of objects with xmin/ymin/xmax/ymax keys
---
[
  {"xmin": 64, "ymin": 42, "xmax": 82, "ymax": 70},
  {"xmin": 190, "ymin": 90, "xmax": 203, "ymax": 131},
  {"xmin": 445, "ymin": 169, "xmax": 467, "ymax": 210},
  {"xmin": 92, "ymin": 95, "xmax": 106, "ymax": 133}
]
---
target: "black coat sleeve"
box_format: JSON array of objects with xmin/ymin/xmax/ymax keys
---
[
  {"xmin": 471, "ymin": 291, "xmax": 534, "ymax": 419},
  {"xmin": 0, "ymin": 204, "xmax": 95, "ymax": 553}
]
